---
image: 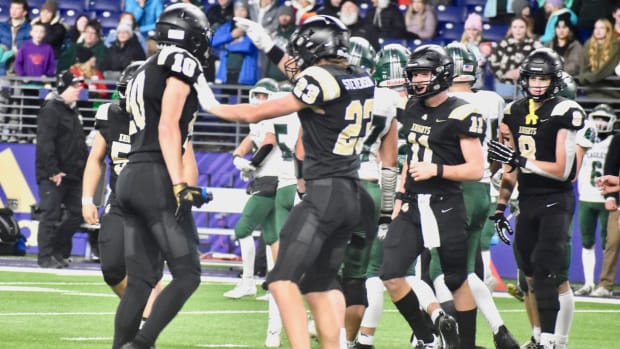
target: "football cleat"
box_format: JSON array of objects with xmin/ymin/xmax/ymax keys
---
[
  {"xmin": 590, "ymin": 286, "xmax": 613, "ymax": 297},
  {"xmin": 223, "ymin": 279, "xmax": 257, "ymax": 299},
  {"xmin": 354, "ymin": 343, "xmax": 374, "ymax": 349},
  {"xmin": 521, "ymin": 337, "xmax": 539, "ymax": 349},
  {"xmin": 507, "ymin": 283, "xmax": 525, "ymax": 302},
  {"xmin": 412, "ymin": 333, "xmax": 441, "ymax": 348},
  {"xmin": 574, "ymin": 284, "xmax": 594, "ymax": 296},
  {"xmin": 493, "ymin": 325, "xmax": 520, "ymax": 349},
  {"xmin": 435, "ymin": 311, "xmax": 460, "ymax": 349},
  {"xmin": 265, "ymin": 330, "xmax": 281, "ymax": 347}
]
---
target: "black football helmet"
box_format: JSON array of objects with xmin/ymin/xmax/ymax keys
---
[
  {"xmin": 518, "ymin": 48, "xmax": 564, "ymax": 102},
  {"xmin": 285, "ymin": 15, "xmax": 350, "ymax": 76},
  {"xmin": 404, "ymin": 44, "xmax": 454, "ymax": 98},
  {"xmin": 117, "ymin": 60, "xmax": 145, "ymax": 109},
  {"xmin": 153, "ymin": 3, "xmax": 213, "ymax": 66}
]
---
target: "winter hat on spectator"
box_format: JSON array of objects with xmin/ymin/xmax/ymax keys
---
[
  {"xmin": 116, "ymin": 21, "xmax": 134, "ymax": 37},
  {"xmin": 75, "ymin": 46, "xmax": 94, "ymax": 64},
  {"xmin": 277, "ymin": 5, "xmax": 294, "ymax": 17},
  {"xmin": 512, "ymin": 0, "xmax": 529, "ymax": 15},
  {"xmin": 464, "ymin": 13, "xmax": 482, "ymax": 31},
  {"xmin": 41, "ymin": 0, "xmax": 58, "ymax": 14},
  {"xmin": 56, "ymin": 70, "xmax": 84, "ymax": 94},
  {"xmin": 234, "ymin": 0, "xmax": 249, "ymax": 10}
]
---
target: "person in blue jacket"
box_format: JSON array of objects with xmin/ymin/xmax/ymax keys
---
[
  {"xmin": 212, "ymin": 0, "xmax": 259, "ymax": 86},
  {"xmin": 124, "ymin": 0, "xmax": 164, "ymax": 35},
  {"xmin": 0, "ymin": 0, "xmax": 32, "ymax": 75}
]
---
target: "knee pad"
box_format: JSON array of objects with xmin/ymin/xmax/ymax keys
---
[
  {"xmin": 102, "ymin": 263, "xmax": 126, "ymax": 287},
  {"xmin": 341, "ymin": 277, "xmax": 368, "ymax": 307},
  {"xmin": 443, "ymin": 270, "xmax": 467, "ymax": 292},
  {"xmin": 533, "ymin": 277, "xmax": 560, "ymax": 312}
]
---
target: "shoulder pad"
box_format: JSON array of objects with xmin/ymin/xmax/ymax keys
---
[
  {"xmin": 550, "ymin": 99, "xmax": 585, "ymax": 118},
  {"xmin": 448, "ymin": 102, "xmax": 480, "ymax": 121},
  {"xmin": 95, "ymin": 103, "xmax": 112, "ymax": 121},
  {"xmin": 296, "ymin": 66, "xmax": 341, "ymax": 102}
]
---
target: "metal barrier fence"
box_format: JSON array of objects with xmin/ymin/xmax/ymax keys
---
[
  {"xmin": 0, "ymin": 76, "xmax": 252, "ymax": 152},
  {"xmin": 1, "ymin": 75, "xmax": 620, "ymax": 151}
]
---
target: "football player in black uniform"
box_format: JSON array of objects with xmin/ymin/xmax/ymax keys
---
[
  {"xmin": 488, "ymin": 48, "xmax": 585, "ymax": 349},
  {"xmin": 206, "ymin": 15, "xmax": 376, "ymax": 349},
  {"xmin": 381, "ymin": 45, "xmax": 485, "ymax": 349},
  {"xmin": 112, "ymin": 4, "xmax": 214, "ymax": 349}
]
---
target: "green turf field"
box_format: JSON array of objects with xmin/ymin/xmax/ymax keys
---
[{"xmin": 0, "ymin": 269, "xmax": 619, "ymax": 349}]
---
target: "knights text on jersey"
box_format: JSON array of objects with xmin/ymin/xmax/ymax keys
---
[
  {"xmin": 399, "ymin": 96, "xmax": 485, "ymax": 194},
  {"xmin": 292, "ymin": 64, "xmax": 375, "ymax": 180},
  {"xmin": 94, "ymin": 102, "xmax": 131, "ymax": 191},
  {"xmin": 502, "ymin": 96, "xmax": 585, "ymax": 195},
  {"xmin": 124, "ymin": 47, "xmax": 202, "ymax": 160}
]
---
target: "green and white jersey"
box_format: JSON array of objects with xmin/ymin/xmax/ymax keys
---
[
  {"xmin": 449, "ymin": 89, "xmax": 504, "ymax": 183},
  {"xmin": 358, "ymin": 86, "xmax": 400, "ymax": 180},
  {"xmin": 262, "ymin": 99, "xmax": 300, "ymax": 188},
  {"xmin": 578, "ymin": 135, "xmax": 611, "ymax": 203},
  {"xmin": 576, "ymin": 119, "xmax": 597, "ymax": 149},
  {"xmin": 249, "ymin": 121, "xmax": 280, "ymax": 178}
]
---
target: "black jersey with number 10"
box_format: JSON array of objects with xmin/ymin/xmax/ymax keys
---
[{"xmin": 292, "ymin": 64, "xmax": 375, "ymax": 180}]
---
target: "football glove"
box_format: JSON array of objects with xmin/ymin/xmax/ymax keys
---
[
  {"xmin": 377, "ymin": 215, "xmax": 391, "ymax": 240},
  {"xmin": 489, "ymin": 212, "xmax": 513, "ymax": 245},
  {"xmin": 234, "ymin": 156, "xmax": 256, "ymax": 182},
  {"xmin": 487, "ymin": 140, "xmax": 526, "ymax": 173},
  {"xmin": 233, "ymin": 17, "xmax": 274, "ymax": 52},
  {"xmin": 173, "ymin": 183, "xmax": 213, "ymax": 222}
]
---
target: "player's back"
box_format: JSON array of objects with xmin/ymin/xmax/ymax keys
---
[
  {"xmin": 94, "ymin": 102, "xmax": 131, "ymax": 192},
  {"xmin": 294, "ymin": 64, "xmax": 375, "ymax": 180}
]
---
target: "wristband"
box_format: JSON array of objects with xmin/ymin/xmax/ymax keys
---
[
  {"xmin": 82, "ymin": 197, "xmax": 93, "ymax": 205},
  {"xmin": 436, "ymin": 163, "xmax": 444, "ymax": 179},
  {"xmin": 394, "ymin": 192, "xmax": 405, "ymax": 201},
  {"xmin": 495, "ymin": 203, "xmax": 507, "ymax": 212},
  {"xmin": 266, "ymin": 46, "xmax": 285, "ymax": 65}
]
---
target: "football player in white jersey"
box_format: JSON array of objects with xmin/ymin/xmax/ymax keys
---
[
  {"xmin": 224, "ymin": 78, "xmax": 283, "ymax": 301},
  {"xmin": 575, "ymin": 104, "xmax": 617, "ymax": 295}
]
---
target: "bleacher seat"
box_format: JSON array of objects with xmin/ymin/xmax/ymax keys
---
[
  {"xmin": 482, "ymin": 23, "xmax": 508, "ymax": 42},
  {"xmin": 437, "ymin": 22, "xmax": 465, "ymax": 43},
  {"xmin": 94, "ymin": 10, "xmax": 122, "ymax": 32},
  {"xmin": 86, "ymin": 1, "xmax": 123, "ymax": 12},
  {"xmin": 56, "ymin": 0, "xmax": 85, "ymax": 12},
  {"xmin": 27, "ymin": 0, "xmax": 45, "ymax": 8},
  {"xmin": 408, "ymin": 38, "xmax": 446, "ymax": 51},
  {"xmin": 435, "ymin": 5, "xmax": 467, "ymax": 24},
  {"xmin": 462, "ymin": 0, "xmax": 486, "ymax": 5}
]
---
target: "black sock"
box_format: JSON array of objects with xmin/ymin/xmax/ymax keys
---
[
  {"xmin": 456, "ymin": 308, "xmax": 477, "ymax": 349},
  {"xmin": 394, "ymin": 290, "xmax": 434, "ymax": 342}
]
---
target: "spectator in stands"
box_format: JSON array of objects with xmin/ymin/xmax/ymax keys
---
[
  {"xmin": 488, "ymin": 16, "xmax": 542, "ymax": 97},
  {"xmin": 578, "ymin": 18, "xmax": 620, "ymax": 85},
  {"xmin": 31, "ymin": 0, "xmax": 66, "ymax": 58},
  {"xmin": 104, "ymin": 12, "xmax": 147, "ymax": 54},
  {"xmin": 14, "ymin": 22, "xmax": 56, "ymax": 137},
  {"xmin": 249, "ymin": 0, "xmax": 280, "ymax": 35},
  {"xmin": 572, "ymin": 0, "xmax": 615, "ymax": 41},
  {"xmin": 512, "ymin": 0, "xmax": 535, "ymax": 32},
  {"xmin": 612, "ymin": 5, "xmax": 620, "ymax": 38},
  {"xmin": 264, "ymin": 6, "xmax": 296, "ymax": 82},
  {"xmin": 461, "ymin": 13, "xmax": 492, "ymax": 89},
  {"xmin": 57, "ymin": 19, "xmax": 108, "ymax": 73},
  {"xmin": 70, "ymin": 46, "xmax": 107, "ymax": 128},
  {"xmin": 483, "ymin": 0, "xmax": 516, "ymax": 24},
  {"xmin": 14, "ymin": 22, "xmax": 55, "ymax": 78},
  {"xmin": 340, "ymin": 0, "xmax": 379, "ymax": 50},
  {"xmin": 291, "ymin": 0, "xmax": 317, "ymax": 25},
  {"xmin": 536, "ymin": 0, "xmax": 578, "ymax": 44},
  {"xmin": 0, "ymin": 0, "xmax": 32, "ymax": 76},
  {"xmin": 212, "ymin": 0, "xmax": 259, "ymax": 87},
  {"xmin": 35, "ymin": 70, "xmax": 88, "ymax": 269},
  {"xmin": 66, "ymin": 14, "xmax": 89, "ymax": 45},
  {"xmin": 365, "ymin": 0, "xmax": 408, "ymax": 42},
  {"xmin": 404, "ymin": 0, "xmax": 437, "ymax": 40},
  {"xmin": 544, "ymin": 12, "xmax": 582, "ymax": 75},
  {"xmin": 124, "ymin": 0, "xmax": 164, "ymax": 36},
  {"xmin": 207, "ymin": 0, "xmax": 235, "ymax": 32},
  {"xmin": 316, "ymin": 0, "xmax": 341, "ymax": 17},
  {"xmin": 101, "ymin": 21, "xmax": 146, "ymax": 80}
]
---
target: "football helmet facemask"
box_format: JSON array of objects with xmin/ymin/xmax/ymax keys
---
[
  {"xmin": 518, "ymin": 48, "xmax": 564, "ymax": 102},
  {"xmin": 588, "ymin": 103, "xmax": 617, "ymax": 135},
  {"xmin": 153, "ymin": 3, "xmax": 213, "ymax": 66},
  {"xmin": 404, "ymin": 44, "xmax": 454, "ymax": 98},
  {"xmin": 249, "ymin": 78, "xmax": 279, "ymax": 105}
]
